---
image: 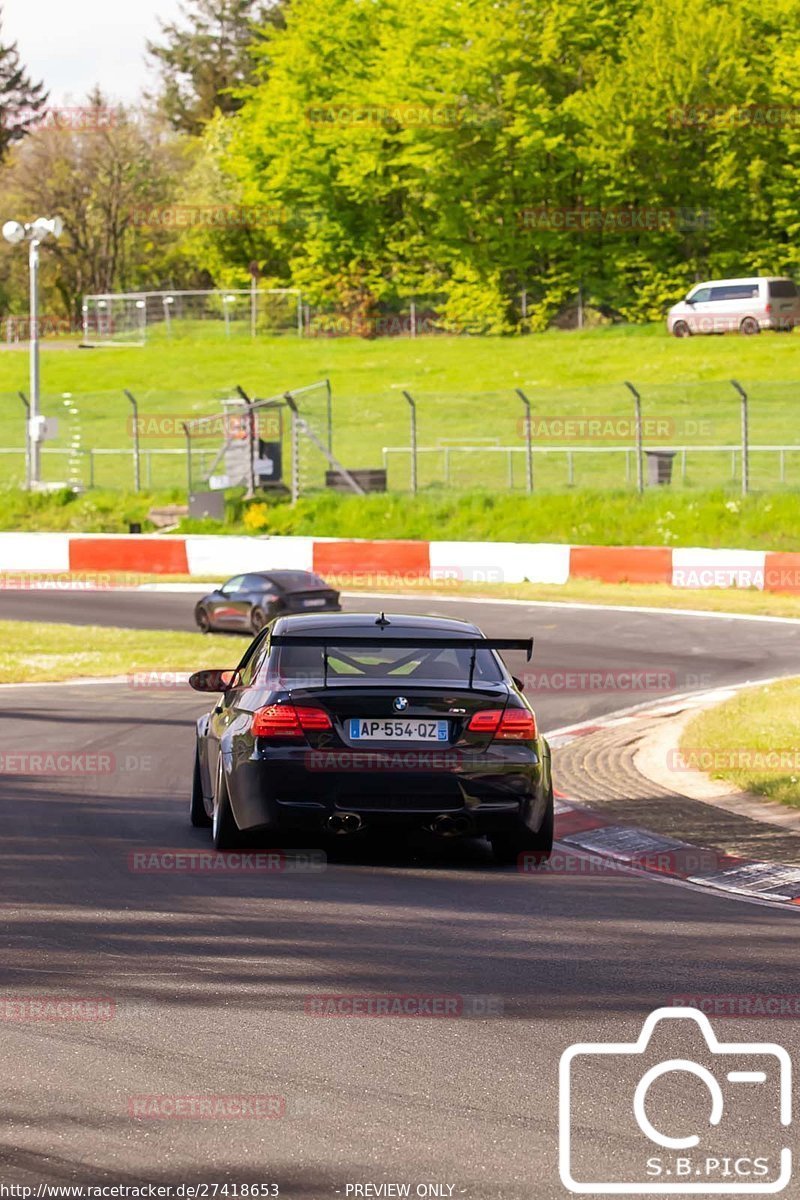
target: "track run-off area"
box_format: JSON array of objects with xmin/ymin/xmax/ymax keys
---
[{"xmin": 2, "ymin": 587, "xmax": 800, "ymax": 1196}]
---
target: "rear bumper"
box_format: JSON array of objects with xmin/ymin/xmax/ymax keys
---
[{"xmin": 226, "ymin": 742, "xmax": 552, "ymax": 836}]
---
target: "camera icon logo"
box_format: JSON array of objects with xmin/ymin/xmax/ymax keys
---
[{"xmin": 559, "ymin": 1007, "xmax": 792, "ymax": 1194}]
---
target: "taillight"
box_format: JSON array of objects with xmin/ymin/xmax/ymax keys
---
[
  {"xmin": 467, "ymin": 707, "xmax": 537, "ymax": 740},
  {"xmin": 251, "ymin": 704, "xmax": 332, "ymax": 738}
]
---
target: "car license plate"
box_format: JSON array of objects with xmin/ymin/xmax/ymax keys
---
[
  {"xmin": 303, "ymin": 598, "xmax": 327, "ymax": 607},
  {"xmin": 349, "ymin": 718, "xmax": 449, "ymax": 742}
]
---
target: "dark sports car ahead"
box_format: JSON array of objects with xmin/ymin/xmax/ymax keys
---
[
  {"xmin": 194, "ymin": 570, "xmax": 340, "ymax": 635},
  {"xmin": 189, "ymin": 612, "xmax": 553, "ymax": 864}
]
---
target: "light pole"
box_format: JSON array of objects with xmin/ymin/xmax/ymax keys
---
[{"xmin": 2, "ymin": 216, "xmax": 63, "ymax": 488}]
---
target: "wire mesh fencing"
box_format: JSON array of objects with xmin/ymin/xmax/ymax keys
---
[{"xmin": 1, "ymin": 378, "xmax": 798, "ymax": 497}]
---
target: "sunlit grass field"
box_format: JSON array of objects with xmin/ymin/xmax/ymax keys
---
[{"xmin": 1, "ymin": 323, "xmax": 800, "ymax": 492}]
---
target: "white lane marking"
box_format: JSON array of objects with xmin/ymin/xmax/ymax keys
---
[{"xmin": 341, "ymin": 591, "xmax": 800, "ymax": 626}]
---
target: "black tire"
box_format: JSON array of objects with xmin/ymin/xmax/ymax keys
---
[
  {"xmin": 739, "ymin": 316, "xmax": 760, "ymax": 336},
  {"xmin": 212, "ymin": 761, "xmax": 242, "ymax": 850},
  {"xmin": 190, "ymin": 746, "xmax": 211, "ymax": 827},
  {"xmin": 672, "ymin": 320, "xmax": 691, "ymax": 338},
  {"xmin": 250, "ymin": 607, "xmax": 268, "ymax": 634},
  {"xmin": 196, "ymin": 606, "xmax": 212, "ymax": 634},
  {"xmin": 491, "ymin": 792, "xmax": 554, "ymax": 867}
]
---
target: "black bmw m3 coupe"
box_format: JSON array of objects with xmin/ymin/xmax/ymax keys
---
[{"xmin": 189, "ymin": 611, "xmax": 553, "ymax": 864}]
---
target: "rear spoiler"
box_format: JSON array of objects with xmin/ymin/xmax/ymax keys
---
[{"xmin": 270, "ymin": 633, "xmax": 534, "ymax": 688}]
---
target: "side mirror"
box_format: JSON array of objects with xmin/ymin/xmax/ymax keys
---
[
  {"xmin": 189, "ymin": 668, "xmax": 241, "ymax": 693},
  {"xmin": 685, "ymin": 297, "xmax": 695, "ymax": 305},
  {"xmin": 512, "ymin": 675, "xmax": 525, "ymax": 691}
]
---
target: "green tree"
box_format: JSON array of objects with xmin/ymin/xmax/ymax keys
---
[
  {"xmin": 0, "ymin": 10, "xmax": 47, "ymax": 160},
  {"xmin": 147, "ymin": 0, "xmax": 283, "ymax": 135}
]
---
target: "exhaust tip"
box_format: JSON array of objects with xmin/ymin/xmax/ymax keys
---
[
  {"xmin": 326, "ymin": 811, "xmax": 364, "ymax": 835},
  {"xmin": 429, "ymin": 814, "xmax": 472, "ymax": 838}
]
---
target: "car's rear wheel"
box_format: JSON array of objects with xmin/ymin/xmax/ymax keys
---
[
  {"xmin": 190, "ymin": 746, "xmax": 211, "ymax": 827},
  {"xmin": 740, "ymin": 316, "xmax": 760, "ymax": 335},
  {"xmin": 195, "ymin": 606, "xmax": 211, "ymax": 634},
  {"xmin": 672, "ymin": 320, "xmax": 691, "ymax": 338},
  {"xmin": 212, "ymin": 760, "xmax": 243, "ymax": 850},
  {"xmin": 491, "ymin": 791, "xmax": 554, "ymax": 866},
  {"xmin": 250, "ymin": 606, "xmax": 268, "ymax": 634}
]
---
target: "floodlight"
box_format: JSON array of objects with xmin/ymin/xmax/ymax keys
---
[{"xmin": 2, "ymin": 221, "xmax": 25, "ymax": 245}]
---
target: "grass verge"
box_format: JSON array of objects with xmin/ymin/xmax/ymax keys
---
[
  {"xmin": 680, "ymin": 678, "xmax": 800, "ymax": 808},
  {"xmin": 2, "ymin": 486, "xmax": 800, "ymax": 551},
  {"xmin": 0, "ymin": 620, "xmax": 241, "ymax": 684}
]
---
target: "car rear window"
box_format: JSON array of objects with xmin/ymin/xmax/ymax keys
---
[
  {"xmin": 769, "ymin": 280, "xmax": 798, "ymax": 298},
  {"xmin": 708, "ymin": 284, "xmax": 759, "ymax": 301},
  {"xmin": 262, "ymin": 571, "xmax": 329, "ymax": 591},
  {"xmin": 261, "ymin": 642, "xmax": 504, "ymax": 686}
]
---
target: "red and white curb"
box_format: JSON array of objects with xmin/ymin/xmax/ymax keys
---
[
  {"xmin": 548, "ymin": 691, "xmax": 800, "ymax": 908},
  {"xmin": 1, "ymin": 532, "xmax": 799, "ymax": 594}
]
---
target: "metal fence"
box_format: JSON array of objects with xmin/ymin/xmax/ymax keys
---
[
  {"xmin": 81, "ymin": 289, "xmax": 304, "ymax": 345},
  {"xmin": 1, "ymin": 378, "xmax": 798, "ymax": 496}
]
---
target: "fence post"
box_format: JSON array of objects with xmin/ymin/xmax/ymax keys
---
[
  {"xmin": 731, "ymin": 380, "xmax": 748, "ymax": 497},
  {"xmin": 402, "ymin": 391, "xmax": 418, "ymax": 494},
  {"xmin": 181, "ymin": 422, "xmax": 193, "ymax": 496},
  {"xmin": 325, "ymin": 378, "xmax": 333, "ymax": 453},
  {"xmin": 18, "ymin": 391, "xmax": 30, "ymax": 490},
  {"xmin": 625, "ymin": 381, "xmax": 644, "ymax": 495},
  {"xmin": 123, "ymin": 389, "xmax": 141, "ymax": 492},
  {"xmin": 515, "ymin": 388, "xmax": 533, "ymax": 493},
  {"xmin": 235, "ymin": 385, "xmax": 257, "ymax": 499}
]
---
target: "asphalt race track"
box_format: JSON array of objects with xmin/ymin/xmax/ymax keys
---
[{"xmin": 2, "ymin": 589, "xmax": 800, "ymax": 1196}]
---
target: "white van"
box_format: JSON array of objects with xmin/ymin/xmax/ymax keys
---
[{"xmin": 667, "ymin": 276, "xmax": 800, "ymax": 336}]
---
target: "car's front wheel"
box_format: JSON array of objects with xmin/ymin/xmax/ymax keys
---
[
  {"xmin": 212, "ymin": 760, "xmax": 243, "ymax": 850},
  {"xmin": 190, "ymin": 746, "xmax": 211, "ymax": 827},
  {"xmin": 672, "ymin": 320, "xmax": 691, "ymax": 338},
  {"xmin": 195, "ymin": 606, "xmax": 212, "ymax": 634},
  {"xmin": 491, "ymin": 792, "xmax": 554, "ymax": 866}
]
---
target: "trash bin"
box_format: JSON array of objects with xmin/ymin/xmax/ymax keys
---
[{"xmin": 645, "ymin": 450, "xmax": 676, "ymax": 486}]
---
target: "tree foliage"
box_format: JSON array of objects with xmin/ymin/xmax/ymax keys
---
[
  {"xmin": 146, "ymin": 0, "xmax": 283, "ymax": 135},
  {"xmin": 189, "ymin": 0, "xmax": 800, "ymax": 329}
]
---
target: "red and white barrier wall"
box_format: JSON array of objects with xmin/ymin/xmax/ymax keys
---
[{"xmin": 0, "ymin": 532, "xmax": 798, "ymax": 593}]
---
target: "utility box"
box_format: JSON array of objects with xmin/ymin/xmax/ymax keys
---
[
  {"xmin": 326, "ymin": 468, "xmax": 387, "ymax": 493},
  {"xmin": 189, "ymin": 490, "xmax": 226, "ymax": 520},
  {"xmin": 645, "ymin": 450, "xmax": 676, "ymax": 486}
]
